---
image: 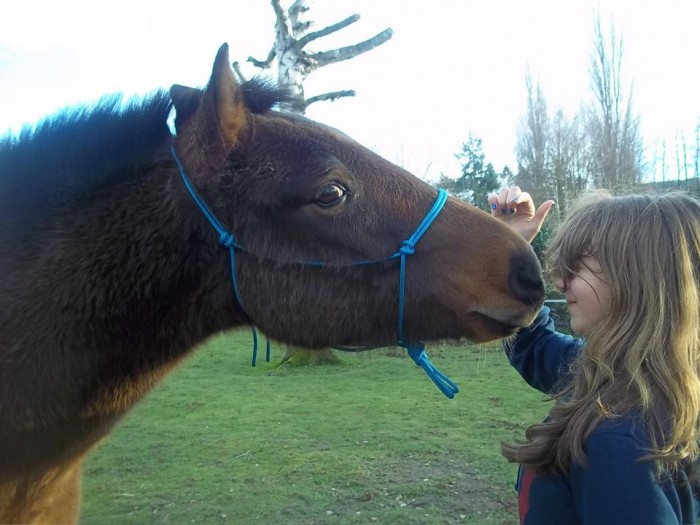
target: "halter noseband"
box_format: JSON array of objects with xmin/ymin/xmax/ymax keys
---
[{"xmin": 172, "ymin": 146, "xmax": 459, "ymax": 399}]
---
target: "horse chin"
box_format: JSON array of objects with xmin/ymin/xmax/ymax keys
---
[{"xmin": 464, "ymin": 312, "xmax": 524, "ymax": 343}]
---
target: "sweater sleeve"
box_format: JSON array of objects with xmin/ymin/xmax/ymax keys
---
[
  {"xmin": 572, "ymin": 429, "xmax": 685, "ymax": 525},
  {"xmin": 505, "ymin": 306, "xmax": 583, "ymax": 394}
]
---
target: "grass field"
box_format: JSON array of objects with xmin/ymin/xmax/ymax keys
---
[{"xmin": 80, "ymin": 332, "xmax": 550, "ymax": 524}]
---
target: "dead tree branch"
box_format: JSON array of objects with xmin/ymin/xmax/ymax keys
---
[
  {"xmin": 231, "ymin": 61, "xmax": 247, "ymax": 83},
  {"xmin": 247, "ymin": 48, "xmax": 277, "ymax": 69},
  {"xmin": 305, "ymin": 90, "xmax": 356, "ymax": 108},
  {"xmin": 297, "ymin": 14, "xmax": 360, "ymax": 48},
  {"xmin": 312, "ymin": 28, "xmax": 394, "ymax": 67}
]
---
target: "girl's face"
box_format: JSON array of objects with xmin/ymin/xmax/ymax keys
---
[{"xmin": 554, "ymin": 256, "xmax": 611, "ymax": 336}]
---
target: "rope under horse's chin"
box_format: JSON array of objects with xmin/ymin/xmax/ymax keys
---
[{"xmin": 171, "ymin": 144, "xmax": 459, "ymax": 399}]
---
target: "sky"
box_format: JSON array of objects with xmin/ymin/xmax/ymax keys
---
[{"xmin": 0, "ymin": 0, "xmax": 698, "ymax": 183}]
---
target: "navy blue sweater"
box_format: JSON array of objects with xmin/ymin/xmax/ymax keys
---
[{"xmin": 507, "ymin": 307, "xmax": 700, "ymax": 525}]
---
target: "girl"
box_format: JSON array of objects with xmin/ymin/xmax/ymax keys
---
[{"xmin": 488, "ymin": 187, "xmax": 700, "ymax": 524}]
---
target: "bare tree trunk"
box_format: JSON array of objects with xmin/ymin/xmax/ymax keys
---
[
  {"xmin": 662, "ymin": 138, "xmax": 667, "ymax": 183},
  {"xmin": 675, "ymin": 132, "xmax": 684, "ymax": 186}
]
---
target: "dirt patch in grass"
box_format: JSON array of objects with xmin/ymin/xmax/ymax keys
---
[{"xmin": 308, "ymin": 452, "xmax": 517, "ymax": 524}]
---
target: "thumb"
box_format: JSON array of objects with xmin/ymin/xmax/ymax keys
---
[
  {"xmin": 533, "ymin": 200, "xmax": 555, "ymax": 225},
  {"xmin": 525, "ymin": 200, "xmax": 555, "ymax": 241}
]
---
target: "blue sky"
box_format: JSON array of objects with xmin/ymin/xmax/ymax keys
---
[{"xmin": 1, "ymin": 0, "xmax": 698, "ymax": 182}]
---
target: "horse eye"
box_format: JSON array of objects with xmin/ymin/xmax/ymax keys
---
[{"xmin": 314, "ymin": 183, "xmax": 347, "ymax": 208}]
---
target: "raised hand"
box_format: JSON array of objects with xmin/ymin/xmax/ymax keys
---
[{"xmin": 487, "ymin": 186, "xmax": 555, "ymax": 243}]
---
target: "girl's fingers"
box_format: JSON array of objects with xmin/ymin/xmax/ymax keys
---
[
  {"xmin": 513, "ymin": 191, "xmax": 536, "ymax": 216},
  {"xmin": 505, "ymin": 186, "xmax": 521, "ymax": 206},
  {"xmin": 486, "ymin": 188, "xmax": 555, "ymax": 242},
  {"xmin": 489, "ymin": 187, "xmax": 552, "ymax": 220},
  {"xmin": 498, "ymin": 187, "xmax": 510, "ymax": 211},
  {"xmin": 487, "ymin": 192, "xmax": 499, "ymax": 215},
  {"xmin": 497, "ymin": 187, "xmax": 515, "ymax": 215},
  {"xmin": 488, "ymin": 192, "xmax": 511, "ymax": 216}
]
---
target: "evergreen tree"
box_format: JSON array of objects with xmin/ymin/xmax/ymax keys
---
[{"xmin": 437, "ymin": 134, "xmax": 500, "ymax": 212}]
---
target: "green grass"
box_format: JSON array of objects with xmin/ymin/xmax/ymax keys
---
[{"xmin": 80, "ymin": 332, "xmax": 550, "ymax": 524}]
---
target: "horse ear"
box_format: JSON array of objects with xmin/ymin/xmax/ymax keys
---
[
  {"xmin": 169, "ymin": 84, "xmax": 203, "ymax": 134},
  {"xmin": 170, "ymin": 44, "xmax": 247, "ymax": 152},
  {"xmin": 205, "ymin": 43, "xmax": 247, "ymax": 147}
]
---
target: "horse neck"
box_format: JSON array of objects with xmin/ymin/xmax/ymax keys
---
[
  {"xmin": 2, "ymin": 154, "xmax": 248, "ymax": 409},
  {"xmin": 0, "ymin": 152, "xmax": 254, "ymax": 481},
  {"xmin": 87, "ymin": 159, "xmax": 249, "ymax": 351}
]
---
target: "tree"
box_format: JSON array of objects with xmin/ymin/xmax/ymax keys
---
[
  {"xmin": 586, "ymin": 16, "xmax": 644, "ymax": 189},
  {"xmin": 514, "ymin": 16, "xmax": 645, "ymax": 216},
  {"xmin": 501, "ymin": 165, "xmax": 515, "ymax": 186},
  {"xmin": 695, "ymin": 120, "xmax": 700, "ymax": 189},
  {"xmin": 548, "ymin": 109, "xmax": 590, "ymax": 213},
  {"xmin": 696, "ymin": 120, "xmax": 700, "ymax": 180},
  {"xmin": 436, "ymin": 134, "xmax": 501, "ymax": 212},
  {"xmin": 515, "ymin": 71, "xmax": 550, "ymax": 205},
  {"xmin": 649, "ymin": 120, "xmax": 700, "ymax": 197},
  {"xmin": 514, "ymin": 76, "xmax": 589, "ymax": 217},
  {"xmin": 245, "ymin": 0, "xmax": 393, "ymax": 113}
]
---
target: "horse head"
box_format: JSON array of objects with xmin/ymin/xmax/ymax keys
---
[{"xmin": 169, "ymin": 44, "xmax": 544, "ymax": 349}]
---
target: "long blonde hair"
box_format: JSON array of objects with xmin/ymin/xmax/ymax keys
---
[{"xmin": 503, "ymin": 191, "xmax": 700, "ymax": 474}]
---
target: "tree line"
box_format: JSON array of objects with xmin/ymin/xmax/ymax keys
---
[{"xmin": 437, "ymin": 17, "xmax": 700, "ymax": 223}]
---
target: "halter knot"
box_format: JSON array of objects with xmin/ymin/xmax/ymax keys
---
[
  {"xmin": 399, "ymin": 240, "xmax": 416, "ymax": 255},
  {"xmin": 219, "ymin": 232, "xmax": 235, "ymax": 248}
]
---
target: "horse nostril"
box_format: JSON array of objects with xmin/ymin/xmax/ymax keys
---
[{"xmin": 508, "ymin": 251, "xmax": 545, "ymax": 305}]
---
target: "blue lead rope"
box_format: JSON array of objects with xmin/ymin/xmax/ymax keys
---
[
  {"xmin": 395, "ymin": 189, "xmax": 447, "ymax": 343},
  {"xmin": 406, "ymin": 344, "xmax": 459, "ymax": 399},
  {"xmin": 250, "ymin": 328, "xmax": 272, "ymax": 367},
  {"xmin": 391, "ymin": 188, "xmax": 458, "ymax": 398},
  {"xmin": 172, "ymin": 145, "xmax": 458, "ymax": 398}
]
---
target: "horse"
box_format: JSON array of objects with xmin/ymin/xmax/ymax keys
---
[{"xmin": 0, "ymin": 44, "xmax": 544, "ymax": 524}]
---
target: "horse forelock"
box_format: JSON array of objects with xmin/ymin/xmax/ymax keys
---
[{"xmin": 239, "ymin": 77, "xmax": 297, "ymax": 114}]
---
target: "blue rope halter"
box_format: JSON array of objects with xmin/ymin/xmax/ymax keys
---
[{"xmin": 172, "ymin": 145, "xmax": 459, "ymax": 399}]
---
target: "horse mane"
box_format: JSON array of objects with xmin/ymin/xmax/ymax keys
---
[{"xmin": 0, "ymin": 77, "xmax": 293, "ymax": 221}]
